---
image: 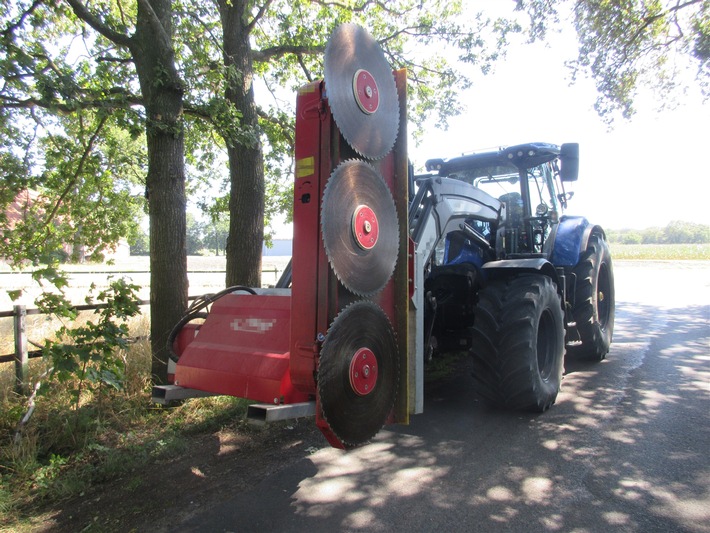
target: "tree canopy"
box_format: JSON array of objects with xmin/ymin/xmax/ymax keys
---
[
  {"xmin": 516, "ymin": 0, "xmax": 709, "ymax": 121},
  {"xmin": 1, "ymin": 0, "xmax": 189, "ymax": 382}
]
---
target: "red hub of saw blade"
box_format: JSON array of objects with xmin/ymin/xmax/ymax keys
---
[
  {"xmin": 349, "ymin": 347, "xmax": 378, "ymax": 396},
  {"xmin": 352, "ymin": 204, "xmax": 379, "ymax": 250},
  {"xmin": 352, "ymin": 69, "xmax": 380, "ymax": 114}
]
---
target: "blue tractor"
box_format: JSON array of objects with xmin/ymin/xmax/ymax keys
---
[{"xmin": 410, "ymin": 142, "xmax": 615, "ymax": 412}]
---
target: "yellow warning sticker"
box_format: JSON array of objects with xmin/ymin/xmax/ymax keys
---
[
  {"xmin": 298, "ymin": 82, "xmax": 318, "ymax": 94},
  {"xmin": 296, "ymin": 156, "xmax": 315, "ymax": 178}
]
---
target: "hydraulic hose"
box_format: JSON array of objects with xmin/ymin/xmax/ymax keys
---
[{"xmin": 166, "ymin": 286, "xmax": 258, "ymax": 363}]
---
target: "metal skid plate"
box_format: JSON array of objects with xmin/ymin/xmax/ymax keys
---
[
  {"xmin": 317, "ymin": 301, "xmax": 399, "ymax": 446},
  {"xmin": 324, "ymin": 23, "xmax": 399, "ymax": 160},
  {"xmin": 321, "ymin": 159, "xmax": 399, "ymax": 296}
]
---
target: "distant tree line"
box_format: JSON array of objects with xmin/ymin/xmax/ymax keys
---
[
  {"xmin": 607, "ymin": 221, "xmax": 710, "ymax": 245},
  {"xmin": 131, "ymin": 214, "xmax": 229, "ymax": 256},
  {"xmin": 130, "ymin": 219, "xmax": 709, "ymax": 254}
]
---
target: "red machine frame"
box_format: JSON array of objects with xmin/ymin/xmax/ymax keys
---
[{"xmin": 163, "ymin": 70, "xmax": 410, "ymax": 449}]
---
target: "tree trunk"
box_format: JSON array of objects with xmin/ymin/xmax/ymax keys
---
[
  {"xmin": 133, "ymin": 0, "xmax": 188, "ymax": 384},
  {"xmin": 219, "ymin": 1, "xmax": 265, "ymax": 288},
  {"xmin": 145, "ymin": 126, "xmax": 187, "ymax": 384}
]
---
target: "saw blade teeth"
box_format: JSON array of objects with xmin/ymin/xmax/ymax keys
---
[
  {"xmin": 335, "ymin": 91, "xmax": 400, "ymax": 161},
  {"xmin": 321, "ymin": 160, "xmax": 399, "ymax": 297},
  {"xmin": 324, "ymin": 23, "xmax": 400, "ymax": 160},
  {"xmin": 317, "ymin": 301, "xmax": 399, "ymax": 446},
  {"xmin": 347, "ymin": 125, "xmax": 400, "ymax": 162}
]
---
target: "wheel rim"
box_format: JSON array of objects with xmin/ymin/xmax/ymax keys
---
[
  {"xmin": 537, "ymin": 309, "xmax": 556, "ymax": 381},
  {"xmin": 597, "ymin": 262, "xmax": 611, "ymax": 329}
]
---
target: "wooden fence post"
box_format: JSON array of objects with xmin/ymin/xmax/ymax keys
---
[{"xmin": 13, "ymin": 304, "xmax": 28, "ymax": 395}]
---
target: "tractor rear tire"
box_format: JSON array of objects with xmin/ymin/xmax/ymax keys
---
[
  {"xmin": 569, "ymin": 233, "xmax": 615, "ymax": 361},
  {"xmin": 471, "ymin": 274, "xmax": 565, "ymax": 412}
]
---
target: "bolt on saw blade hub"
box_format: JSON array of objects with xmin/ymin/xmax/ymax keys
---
[{"xmin": 352, "ymin": 204, "xmax": 379, "ymax": 250}]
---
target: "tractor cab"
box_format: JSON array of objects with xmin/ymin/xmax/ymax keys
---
[
  {"xmin": 425, "ymin": 142, "xmax": 579, "ymax": 259},
  {"xmin": 416, "ymin": 142, "xmax": 582, "ymax": 357}
]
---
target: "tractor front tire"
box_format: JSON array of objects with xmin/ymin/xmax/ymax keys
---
[
  {"xmin": 569, "ymin": 233, "xmax": 615, "ymax": 361},
  {"xmin": 471, "ymin": 274, "xmax": 565, "ymax": 412}
]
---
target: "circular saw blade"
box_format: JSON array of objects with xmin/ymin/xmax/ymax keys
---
[
  {"xmin": 318, "ymin": 301, "xmax": 399, "ymax": 446},
  {"xmin": 321, "ymin": 160, "xmax": 399, "ymax": 296},
  {"xmin": 324, "ymin": 23, "xmax": 400, "ymax": 160}
]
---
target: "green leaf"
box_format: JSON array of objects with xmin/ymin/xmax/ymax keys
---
[{"xmin": 7, "ymin": 289, "xmax": 23, "ymax": 301}]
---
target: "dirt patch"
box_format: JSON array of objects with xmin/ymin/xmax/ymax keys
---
[{"xmin": 33, "ymin": 418, "xmax": 327, "ymax": 532}]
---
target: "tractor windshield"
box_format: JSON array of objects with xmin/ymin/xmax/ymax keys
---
[
  {"xmin": 447, "ymin": 161, "xmax": 560, "ymax": 218},
  {"xmin": 447, "ymin": 161, "xmax": 563, "ymax": 254},
  {"xmin": 445, "ymin": 162, "xmax": 520, "ymax": 198}
]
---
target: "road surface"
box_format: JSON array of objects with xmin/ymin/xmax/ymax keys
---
[{"xmin": 175, "ymin": 261, "xmax": 710, "ymax": 533}]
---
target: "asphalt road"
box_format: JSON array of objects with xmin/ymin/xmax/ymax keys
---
[{"xmin": 178, "ymin": 261, "xmax": 710, "ymax": 533}]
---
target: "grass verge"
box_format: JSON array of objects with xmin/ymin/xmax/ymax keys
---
[{"xmin": 0, "ymin": 336, "xmax": 251, "ymax": 532}]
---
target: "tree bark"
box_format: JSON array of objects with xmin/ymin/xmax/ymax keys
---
[
  {"xmin": 133, "ymin": 0, "xmax": 188, "ymax": 383},
  {"xmin": 219, "ymin": 0, "xmax": 265, "ymax": 288}
]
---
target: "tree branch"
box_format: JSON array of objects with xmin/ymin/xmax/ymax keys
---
[
  {"xmin": 669, "ymin": 0, "xmax": 704, "ymax": 13},
  {"xmin": 0, "ymin": 93, "xmax": 143, "ymax": 113},
  {"xmin": 1, "ymin": 0, "xmax": 44, "ymax": 39},
  {"xmin": 96, "ymin": 55, "xmax": 134, "ymax": 64},
  {"xmin": 309, "ymin": 0, "xmax": 408, "ymax": 17},
  {"xmin": 297, "ymin": 54, "xmax": 313, "ymax": 82},
  {"xmin": 615, "ymin": 0, "xmax": 701, "ymax": 69},
  {"xmin": 24, "ymin": 110, "xmax": 41, "ymax": 169},
  {"xmin": 44, "ymin": 115, "xmax": 109, "ymax": 229},
  {"xmin": 64, "ymin": 0, "xmax": 132, "ymax": 47},
  {"xmin": 182, "ymin": 102, "xmax": 214, "ymax": 121},
  {"xmin": 253, "ymin": 44, "xmax": 324, "ymax": 62},
  {"xmin": 174, "ymin": 9, "xmax": 224, "ymax": 53},
  {"xmin": 245, "ymin": 0, "xmax": 274, "ymax": 34},
  {"xmin": 116, "ymin": 0, "xmax": 128, "ymax": 28},
  {"xmin": 257, "ymin": 108, "xmax": 294, "ymax": 147}
]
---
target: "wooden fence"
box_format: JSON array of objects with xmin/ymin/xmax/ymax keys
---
[{"xmin": 1, "ymin": 300, "xmax": 153, "ymax": 395}]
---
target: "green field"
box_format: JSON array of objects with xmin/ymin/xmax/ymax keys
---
[{"xmin": 609, "ymin": 243, "xmax": 710, "ymax": 260}]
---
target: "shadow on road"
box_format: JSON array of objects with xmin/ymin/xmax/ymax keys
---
[{"xmin": 178, "ymin": 302, "xmax": 709, "ymax": 532}]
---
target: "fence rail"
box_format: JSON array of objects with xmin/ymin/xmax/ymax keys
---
[{"xmin": 2, "ymin": 300, "xmax": 153, "ymax": 394}]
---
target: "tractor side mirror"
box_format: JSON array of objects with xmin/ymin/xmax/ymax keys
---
[{"xmin": 559, "ymin": 143, "xmax": 579, "ymax": 182}]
